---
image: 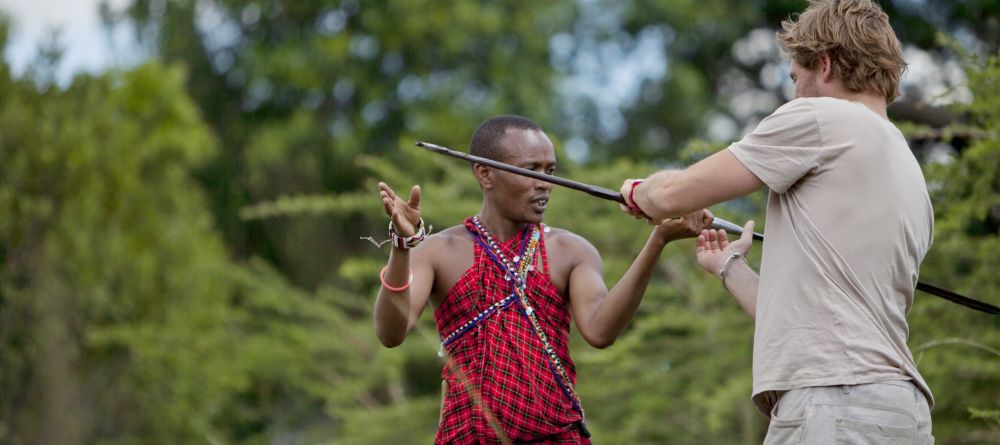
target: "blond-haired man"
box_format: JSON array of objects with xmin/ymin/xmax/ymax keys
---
[{"xmin": 619, "ymin": 1, "xmax": 934, "ymax": 443}]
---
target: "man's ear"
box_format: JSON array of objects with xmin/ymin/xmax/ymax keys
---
[
  {"xmin": 820, "ymin": 53, "xmax": 833, "ymax": 82},
  {"xmin": 473, "ymin": 163, "xmax": 493, "ymax": 189}
]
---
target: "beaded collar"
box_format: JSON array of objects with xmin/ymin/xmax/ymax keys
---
[{"xmin": 470, "ymin": 216, "xmax": 539, "ymax": 287}]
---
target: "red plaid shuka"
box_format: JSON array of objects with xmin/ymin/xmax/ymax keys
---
[{"xmin": 433, "ymin": 218, "xmax": 589, "ymax": 445}]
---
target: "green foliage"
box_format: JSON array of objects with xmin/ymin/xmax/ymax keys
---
[
  {"xmin": 912, "ymin": 48, "xmax": 1000, "ymax": 444},
  {"xmin": 0, "ymin": 59, "xmax": 234, "ymax": 443},
  {"xmin": 0, "ymin": 57, "xmax": 391, "ymax": 444},
  {"xmin": 970, "ymin": 407, "xmax": 1000, "ymax": 426}
]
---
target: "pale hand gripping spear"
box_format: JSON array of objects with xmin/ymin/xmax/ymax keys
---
[{"xmin": 415, "ymin": 140, "xmax": 998, "ymax": 315}]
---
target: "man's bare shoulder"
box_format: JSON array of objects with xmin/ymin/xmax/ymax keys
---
[
  {"xmin": 418, "ymin": 224, "xmax": 471, "ymax": 251},
  {"xmin": 541, "ymin": 225, "xmax": 598, "ymax": 255}
]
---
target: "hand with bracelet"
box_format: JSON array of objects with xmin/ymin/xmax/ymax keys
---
[
  {"xmin": 379, "ymin": 181, "xmax": 423, "ymax": 241},
  {"xmin": 619, "ymin": 178, "xmax": 651, "ymax": 221},
  {"xmin": 694, "ymin": 219, "xmax": 758, "ymax": 319},
  {"xmin": 695, "ymin": 219, "xmax": 756, "ymax": 282},
  {"xmin": 378, "ymin": 181, "xmax": 425, "ymax": 292}
]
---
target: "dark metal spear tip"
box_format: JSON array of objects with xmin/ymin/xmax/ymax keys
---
[{"xmin": 415, "ymin": 140, "xmax": 444, "ymax": 153}]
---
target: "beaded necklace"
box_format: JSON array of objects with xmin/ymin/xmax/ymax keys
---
[
  {"xmin": 441, "ymin": 216, "xmax": 586, "ymax": 420},
  {"xmin": 438, "ymin": 221, "xmax": 536, "ymax": 355}
]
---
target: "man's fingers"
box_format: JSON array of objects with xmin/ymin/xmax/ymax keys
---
[
  {"xmin": 408, "ymin": 185, "xmax": 421, "ymax": 209},
  {"xmin": 380, "ymin": 182, "xmax": 400, "ymax": 202},
  {"xmin": 619, "ymin": 203, "xmax": 647, "ymax": 220},
  {"xmin": 382, "ymin": 196, "xmax": 394, "ymax": 216},
  {"xmin": 702, "ymin": 229, "xmax": 718, "ymax": 250},
  {"xmin": 696, "ymin": 233, "xmax": 709, "ymax": 252},
  {"xmin": 740, "ymin": 220, "xmax": 756, "ymax": 242}
]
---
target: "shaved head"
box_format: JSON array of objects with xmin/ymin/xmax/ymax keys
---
[{"xmin": 469, "ymin": 115, "xmax": 543, "ymax": 162}]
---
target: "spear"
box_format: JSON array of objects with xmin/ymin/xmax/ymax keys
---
[
  {"xmin": 415, "ymin": 140, "xmax": 998, "ymax": 315},
  {"xmin": 415, "ymin": 141, "xmax": 763, "ymax": 240}
]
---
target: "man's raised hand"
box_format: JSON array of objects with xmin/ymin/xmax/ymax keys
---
[{"xmin": 379, "ymin": 182, "xmax": 422, "ymax": 237}]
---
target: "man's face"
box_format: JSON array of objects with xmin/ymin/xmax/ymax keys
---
[
  {"xmin": 489, "ymin": 129, "xmax": 556, "ymax": 224},
  {"xmin": 790, "ymin": 59, "xmax": 822, "ymax": 99}
]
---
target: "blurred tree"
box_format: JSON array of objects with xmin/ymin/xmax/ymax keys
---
[
  {"xmin": 0, "ymin": 24, "xmax": 394, "ymax": 442},
  {"xmin": 883, "ymin": 0, "xmax": 1000, "ymax": 53},
  {"xmin": 554, "ymin": 0, "xmax": 780, "ymax": 161},
  {"xmin": 566, "ymin": 0, "xmax": 1000, "ymax": 162},
  {"xmin": 0, "ymin": 43, "xmax": 237, "ymax": 441},
  {"xmin": 910, "ymin": 47, "xmax": 1000, "ymax": 444},
  {"xmin": 111, "ymin": 0, "xmax": 578, "ymax": 290}
]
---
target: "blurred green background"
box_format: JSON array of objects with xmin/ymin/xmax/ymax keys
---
[{"xmin": 1, "ymin": 0, "xmax": 998, "ymax": 443}]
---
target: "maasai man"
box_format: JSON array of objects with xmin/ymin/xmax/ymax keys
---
[{"xmin": 376, "ymin": 115, "xmax": 712, "ymax": 444}]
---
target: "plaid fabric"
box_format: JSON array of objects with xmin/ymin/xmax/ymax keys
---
[{"xmin": 433, "ymin": 218, "xmax": 588, "ymax": 445}]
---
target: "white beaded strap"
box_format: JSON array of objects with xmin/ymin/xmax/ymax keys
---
[
  {"xmin": 388, "ymin": 218, "xmax": 426, "ymax": 249},
  {"xmin": 718, "ymin": 251, "xmax": 749, "ymax": 288}
]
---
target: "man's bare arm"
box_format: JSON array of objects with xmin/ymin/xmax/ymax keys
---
[
  {"xmin": 374, "ymin": 182, "xmax": 434, "ymax": 347},
  {"xmin": 568, "ymin": 211, "xmax": 712, "ymax": 348},
  {"xmin": 720, "ymin": 260, "xmax": 758, "ymax": 319},
  {"xmin": 374, "ymin": 244, "xmax": 435, "ymax": 347},
  {"xmin": 626, "ymin": 149, "xmax": 765, "ymax": 220}
]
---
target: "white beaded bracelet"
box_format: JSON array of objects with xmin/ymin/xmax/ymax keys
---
[{"xmin": 388, "ymin": 218, "xmax": 426, "ymax": 250}]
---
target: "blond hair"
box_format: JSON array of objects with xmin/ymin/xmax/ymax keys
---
[{"xmin": 778, "ymin": 0, "xmax": 907, "ymax": 102}]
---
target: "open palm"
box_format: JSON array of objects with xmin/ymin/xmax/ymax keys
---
[{"xmin": 696, "ymin": 220, "xmax": 755, "ymax": 277}]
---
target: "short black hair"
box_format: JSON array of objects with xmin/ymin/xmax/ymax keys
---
[{"xmin": 469, "ymin": 115, "xmax": 543, "ymax": 161}]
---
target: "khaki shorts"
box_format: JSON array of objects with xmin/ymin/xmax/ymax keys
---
[{"xmin": 763, "ymin": 380, "xmax": 933, "ymax": 444}]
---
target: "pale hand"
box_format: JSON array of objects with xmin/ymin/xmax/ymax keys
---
[
  {"xmin": 654, "ymin": 209, "xmax": 715, "ymax": 241},
  {"xmin": 379, "ymin": 182, "xmax": 422, "ymax": 237},
  {"xmin": 618, "ymin": 178, "xmax": 647, "ymax": 219},
  {"xmin": 696, "ymin": 220, "xmax": 755, "ymax": 277}
]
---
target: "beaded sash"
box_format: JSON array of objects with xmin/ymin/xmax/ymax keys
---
[
  {"xmin": 437, "ymin": 223, "xmax": 535, "ymax": 354},
  {"xmin": 439, "ymin": 216, "xmax": 586, "ymax": 421}
]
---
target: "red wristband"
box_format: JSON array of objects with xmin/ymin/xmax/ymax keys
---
[
  {"xmin": 380, "ymin": 266, "xmax": 413, "ymax": 292},
  {"xmin": 627, "ymin": 180, "xmax": 644, "ymax": 213}
]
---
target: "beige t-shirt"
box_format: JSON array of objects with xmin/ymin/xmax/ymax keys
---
[{"xmin": 728, "ymin": 97, "xmax": 934, "ymax": 416}]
